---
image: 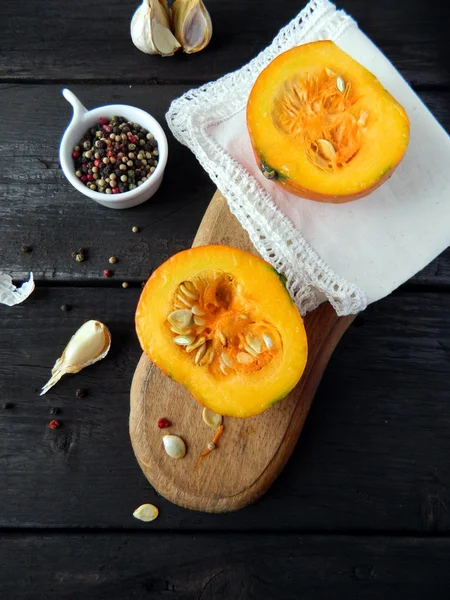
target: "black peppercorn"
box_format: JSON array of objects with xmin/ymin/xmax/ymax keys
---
[
  {"xmin": 76, "ymin": 388, "xmax": 87, "ymax": 398},
  {"xmin": 3, "ymin": 402, "xmax": 13, "ymax": 409},
  {"xmin": 72, "ymin": 249, "xmax": 85, "ymax": 263},
  {"xmin": 21, "ymin": 245, "xmax": 32, "ymax": 253},
  {"xmin": 60, "ymin": 304, "xmax": 70, "ymax": 312},
  {"xmin": 50, "ymin": 407, "xmax": 60, "ymax": 415}
]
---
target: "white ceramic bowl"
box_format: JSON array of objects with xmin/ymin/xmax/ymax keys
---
[{"xmin": 59, "ymin": 88, "xmax": 168, "ymax": 209}]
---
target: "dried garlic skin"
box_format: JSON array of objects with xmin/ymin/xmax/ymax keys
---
[
  {"xmin": 0, "ymin": 271, "xmax": 34, "ymax": 307},
  {"xmin": 133, "ymin": 503, "xmax": 159, "ymax": 522},
  {"xmin": 173, "ymin": 0, "xmax": 212, "ymax": 54},
  {"xmin": 131, "ymin": 0, "xmax": 181, "ymax": 56},
  {"xmin": 40, "ymin": 320, "xmax": 111, "ymax": 396}
]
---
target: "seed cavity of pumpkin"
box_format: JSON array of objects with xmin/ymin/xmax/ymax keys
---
[
  {"xmin": 166, "ymin": 272, "xmax": 281, "ymax": 377},
  {"xmin": 272, "ymin": 67, "xmax": 366, "ymax": 172}
]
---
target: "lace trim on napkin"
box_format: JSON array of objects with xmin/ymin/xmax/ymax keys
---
[{"xmin": 166, "ymin": 0, "xmax": 367, "ymax": 316}]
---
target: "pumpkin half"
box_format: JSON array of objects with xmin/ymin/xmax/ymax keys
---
[
  {"xmin": 247, "ymin": 40, "xmax": 410, "ymax": 203},
  {"xmin": 136, "ymin": 245, "xmax": 308, "ymax": 418}
]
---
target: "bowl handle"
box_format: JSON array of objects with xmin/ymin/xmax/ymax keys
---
[{"xmin": 62, "ymin": 88, "xmax": 88, "ymax": 124}]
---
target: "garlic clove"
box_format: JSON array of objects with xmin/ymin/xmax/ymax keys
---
[
  {"xmin": 162, "ymin": 434, "xmax": 186, "ymax": 459},
  {"xmin": 173, "ymin": 0, "xmax": 212, "ymax": 54},
  {"xmin": 131, "ymin": 0, "xmax": 180, "ymax": 57},
  {"xmin": 40, "ymin": 320, "xmax": 111, "ymax": 396}
]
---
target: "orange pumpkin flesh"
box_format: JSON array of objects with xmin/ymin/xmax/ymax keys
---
[
  {"xmin": 247, "ymin": 40, "xmax": 410, "ymax": 203},
  {"xmin": 136, "ymin": 245, "xmax": 308, "ymax": 418}
]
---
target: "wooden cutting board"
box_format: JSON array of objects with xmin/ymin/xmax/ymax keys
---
[{"xmin": 130, "ymin": 190, "xmax": 355, "ymax": 512}]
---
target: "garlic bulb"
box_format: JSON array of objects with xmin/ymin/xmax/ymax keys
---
[
  {"xmin": 40, "ymin": 320, "xmax": 111, "ymax": 395},
  {"xmin": 173, "ymin": 0, "xmax": 212, "ymax": 54},
  {"xmin": 131, "ymin": 0, "xmax": 181, "ymax": 56}
]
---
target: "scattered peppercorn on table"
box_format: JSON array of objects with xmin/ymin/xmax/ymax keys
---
[{"xmin": 0, "ymin": 0, "xmax": 449, "ymax": 598}]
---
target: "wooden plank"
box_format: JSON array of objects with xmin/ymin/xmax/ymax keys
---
[
  {"xmin": 0, "ymin": 0, "xmax": 448, "ymax": 86},
  {"xmin": 2, "ymin": 532, "xmax": 450, "ymax": 599},
  {"xmin": 1, "ymin": 286, "xmax": 450, "ymax": 530},
  {"xmin": 0, "ymin": 83, "xmax": 449, "ymax": 286}
]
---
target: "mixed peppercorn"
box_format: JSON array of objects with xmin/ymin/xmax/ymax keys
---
[{"xmin": 72, "ymin": 116, "xmax": 159, "ymax": 194}]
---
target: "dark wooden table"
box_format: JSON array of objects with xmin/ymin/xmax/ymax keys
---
[{"xmin": 1, "ymin": 0, "xmax": 450, "ymax": 597}]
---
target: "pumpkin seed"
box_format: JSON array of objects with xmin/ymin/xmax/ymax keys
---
[
  {"xmin": 168, "ymin": 309, "xmax": 192, "ymax": 329},
  {"xmin": 183, "ymin": 280, "xmax": 198, "ymax": 295},
  {"xmin": 203, "ymin": 347, "xmax": 215, "ymax": 365},
  {"xmin": 186, "ymin": 336, "xmax": 206, "ymax": 353},
  {"xmin": 244, "ymin": 344, "xmax": 259, "ymax": 358},
  {"xmin": 195, "ymin": 343, "xmax": 207, "ymax": 364},
  {"xmin": 170, "ymin": 325, "xmax": 193, "ymax": 335},
  {"xmin": 217, "ymin": 331, "xmax": 226, "ymax": 345},
  {"xmin": 202, "ymin": 407, "xmax": 223, "ymax": 429},
  {"xmin": 194, "ymin": 315, "xmax": 207, "ymax": 326},
  {"xmin": 314, "ymin": 154, "xmax": 331, "ymax": 170},
  {"xmin": 133, "ymin": 503, "xmax": 159, "ymax": 522},
  {"xmin": 162, "ymin": 434, "xmax": 186, "ymax": 459},
  {"xmin": 173, "ymin": 335, "xmax": 195, "ymax": 346},
  {"xmin": 219, "ymin": 363, "xmax": 229, "ymax": 376},
  {"xmin": 316, "ymin": 139, "xmax": 336, "ymax": 162},
  {"xmin": 178, "ymin": 293, "xmax": 194, "ymax": 308},
  {"xmin": 220, "ymin": 352, "xmax": 233, "ymax": 368},
  {"xmin": 336, "ymin": 76, "xmax": 345, "ymax": 93},
  {"xmin": 245, "ymin": 334, "xmax": 263, "ymax": 354},
  {"xmin": 236, "ymin": 352, "xmax": 253, "ymax": 365},
  {"xmin": 263, "ymin": 333, "xmax": 273, "ymax": 350},
  {"xmin": 191, "ymin": 304, "xmax": 206, "ymax": 316},
  {"xmin": 180, "ymin": 283, "xmax": 198, "ymax": 300}
]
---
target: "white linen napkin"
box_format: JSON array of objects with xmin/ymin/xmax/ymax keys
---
[{"xmin": 166, "ymin": 0, "xmax": 450, "ymax": 316}]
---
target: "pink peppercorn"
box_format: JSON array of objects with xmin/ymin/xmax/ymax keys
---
[
  {"xmin": 99, "ymin": 117, "xmax": 109, "ymax": 126},
  {"xmin": 94, "ymin": 159, "xmax": 102, "ymax": 168},
  {"xmin": 157, "ymin": 418, "xmax": 171, "ymax": 429},
  {"xmin": 72, "ymin": 151, "xmax": 80, "ymax": 160},
  {"xmin": 48, "ymin": 420, "xmax": 60, "ymax": 430},
  {"xmin": 87, "ymin": 174, "xmax": 94, "ymax": 182},
  {"xmin": 80, "ymin": 175, "xmax": 88, "ymax": 183},
  {"xmin": 112, "ymin": 187, "xmax": 120, "ymax": 194},
  {"xmin": 103, "ymin": 269, "xmax": 112, "ymax": 277},
  {"xmin": 103, "ymin": 125, "xmax": 112, "ymax": 133}
]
